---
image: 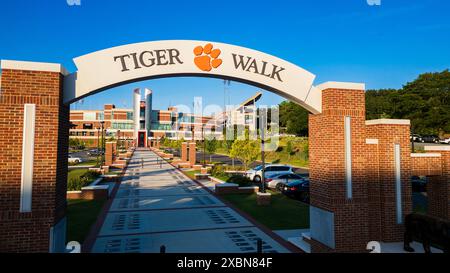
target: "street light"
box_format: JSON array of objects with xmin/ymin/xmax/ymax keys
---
[
  {"xmin": 117, "ymin": 129, "xmax": 121, "ymax": 149},
  {"xmin": 96, "ymin": 127, "xmax": 100, "ymax": 165},
  {"xmin": 202, "ymin": 124, "xmax": 206, "ymax": 166},
  {"xmin": 100, "ymin": 121, "xmax": 105, "ymax": 166},
  {"xmin": 259, "ymin": 108, "xmax": 267, "ymax": 194}
]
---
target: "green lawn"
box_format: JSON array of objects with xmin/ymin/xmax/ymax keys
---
[
  {"xmin": 66, "ymin": 199, "xmax": 106, "ymax": 243},
  {"xmin": 67, "ymin": 168, "xmax": 100, "ymax": 191},
  {"xmin": 76, "ymin": 159, "xmax": 99, "ymax": 166},
  {"xmin": 222, "ymin": 191, "xmax": 310, "ymax": 230},
  {"xmin": 67, "ymin": 168, "xmax": 89, "ymax": 181},
  {"xmin": 184, "ymin": 169, "xmax": 198, "ymax": 180}
]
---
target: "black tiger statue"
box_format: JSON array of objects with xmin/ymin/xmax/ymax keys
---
[{"xmin": 404, "ymin": 213, "xmax": 450, "ymax": 253}]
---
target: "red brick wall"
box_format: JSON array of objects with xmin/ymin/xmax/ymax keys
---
[
  {"xmin": 0, "ymin": 69, "xmax": 68, "ymax": 252},
  {"xmin": 428, "ymin": 151, "xmax": 450, "ymax": 220},
  {"xmin": 365, "ymin": 124, "xmax": 412, "ymax": 242},
  {"xmin": 181, "ymin": 142, "xmax": 188, "ymax": 162},
  {"xmin": 309, "ymin": 88, "xmax": 370, "ymax": 252},
  {"xmin": 189, "ymin": 142, "xmax": 197, "ymax": 166},
  {"xmin": 411, "ymin": 155, "xmax": 442, "ymax": 176}
]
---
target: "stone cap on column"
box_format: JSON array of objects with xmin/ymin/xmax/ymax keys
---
[
  {"xmin": 0, "ymin": 60, "xmax": 69, "ymax": 76},
  {"xmin": 365, "ymin": 119, "xmax": 410, "ymax": 126},
  {"xmin": 315, "ymin": 81, "xmax": 365, "ymax": 91},
  {"xmin": 424, "ymin": 146, "xmax": 450, "ymax": 152}
]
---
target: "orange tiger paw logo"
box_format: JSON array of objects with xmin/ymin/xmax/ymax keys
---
[{"xmin": 193, "ymin": 43, "xmax": 222, "ymax": 72}]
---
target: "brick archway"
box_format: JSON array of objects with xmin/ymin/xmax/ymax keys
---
[{"xmin": 1, "ymin": 42, "xmax": 449, "ymax": 253}]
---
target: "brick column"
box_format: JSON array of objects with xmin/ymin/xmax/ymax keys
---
[
  {"xmin": 189, "ymin": 142, "xmax": 197, "ymax": 166},
  {"xmin": 308, "ymin": 82, "xmax": 369, "ymax": 252},
  {"xmin": 0, "ymin": 61, "xmax": 69, "ymax": 252},
  {"xmin": 105, "ymin": 142, "xmax": 115, "ymax": 166},
  {"xmin": 365, "ymin": 120, "xmax": 412, "ymax": 242},
  {"xmin": 181, "ymin": 142, "xmax": 188, "ymax": 162},
  {"xmin": 424, "ymin": 147, "xmax": 450, "ymax": 220}
]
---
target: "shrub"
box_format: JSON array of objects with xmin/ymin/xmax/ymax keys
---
[
  {"xmin": 226, "ymin": 175, "xmax": 252, "ymax": 187},
  {"xmin": 211, "ymin": 164, "xmax": 226, "ymax": 177},
  {"xmin": 67, "ymin": 170, "xmax": 100, "ymax": 191}
]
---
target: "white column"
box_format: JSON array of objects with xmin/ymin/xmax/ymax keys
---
[
  {"xmin": 344, "ymin": 116, "xmax": 352, "ymax": 199},
  {"xmin": 133, "ymin": 88, "xmax": 141, "ymax": 140},
  {"xmin": 394, "ymin": 143, "xmax": 402, "ymax": 224},
  {"xmin": 20, "ymin": 104, "xmax": 36, "ymax": 212},
  {"xmin": 144, "ymin": 88, "xmax": 152, "ymax": 138}
]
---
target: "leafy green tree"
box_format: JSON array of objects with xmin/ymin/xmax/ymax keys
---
[
  {"xmin": 229, "ymin": 131, "xmax": 260, "ymax": 170},
  {"xmin": 205, "ymin": 137, "xmax": 218, "ymax": 162},
  {"xmin": 279, "ymin": 101, "xmax": 309, "ymax": 136},
  {"xmin": 286, "ymin": 140, "xmax": 293, "ymax": 161}
]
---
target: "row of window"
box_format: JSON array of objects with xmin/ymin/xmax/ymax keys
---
[{"xmin": 70, "ymin": 131, "xmax": 95, "ymax": 137}]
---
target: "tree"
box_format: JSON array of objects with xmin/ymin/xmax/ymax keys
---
[
  {"xmin": 205, "ymin": 137, "xmax": 218, "ymax": 162},
  {"xmin": 286, "ymin": 140, "xmax": 293, "ymax": 161},
  {"xmin": 279, "ymin": 101, "xmax": 309, "ymax": 136},
  {"xmin": 229, "ymin": 139, "xmax": 260, "ymax": 170}
]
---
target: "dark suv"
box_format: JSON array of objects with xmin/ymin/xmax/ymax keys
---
[{"xmin": 421, "ymin": 135, "xmax": 440, "ymax": 143}]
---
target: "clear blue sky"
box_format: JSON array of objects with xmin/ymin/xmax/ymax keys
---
[{"xmin": 1, "ymin": 0, "xmax": 449, "ymax": 111}]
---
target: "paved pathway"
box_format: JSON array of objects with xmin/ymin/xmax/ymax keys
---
[{"xmin": 91, "ymin": 149, "xmax": 289, "ymax": 253}]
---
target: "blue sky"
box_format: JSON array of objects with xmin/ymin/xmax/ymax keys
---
[{"xmin": 1, "ymin": 0, "xmax": 449, "ymax": 111}]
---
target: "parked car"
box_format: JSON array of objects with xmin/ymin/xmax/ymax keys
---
[
  {"xmin": 265, "ymin": 173, "xmax": 308, "ymax": 191},
  {"xmin": 410, "ymin": 134, "xmax": 423, "ymax": 142},
  {"xmin": 281, "ymin": 180, "xmax": 310, "ymax": 203},
  {"xmin": 421, "ymin": 135, "xmax": 440, "ymax": 143},
  {"xmin": 411, "ymin": 176, "xmax": 427, "ymax": 192},
  {"xmin": 68, "ymin": 155, "xmax": 83, "ymax": 164},
  {"xmin": 439, "ymin": 137, "xmax": 450, "ymax": 145},
  {"xmin": 87, "ymin": 149, "xmax": 104, "ymax": 156},
  {"xmin": 245, "ymin": 164, "xmax": 294, "ymax": 183}
]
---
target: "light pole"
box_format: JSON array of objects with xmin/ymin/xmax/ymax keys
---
[
  {"xmin": 202, "ymin": 124, "xmax": 206, "ymax": 166},
  {"xmin": 96, "ymin": 127, "xmax": 100, "ymax": 165},
  {"xmin": 100, "ymin": 121, "xmax": 105, "ymax": 166},
  {"xmin": 260, "ymin": 108, "xmax": 266, "ymax": 194},
  {"xmin": 117, "ymin": 129, "xmax": 121, "ymax": 149}
]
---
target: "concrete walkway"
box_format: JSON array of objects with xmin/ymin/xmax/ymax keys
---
[{"xmin": 91, "ymin": 149, "xmax": 290, "ymax": 253}]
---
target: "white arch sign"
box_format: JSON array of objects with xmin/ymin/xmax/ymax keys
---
[{"xmin": 63, "ymin": 40, "xmax": 322, "ymax": 113}]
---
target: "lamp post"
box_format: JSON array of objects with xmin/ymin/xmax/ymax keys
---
[
  {"xmin": 100, "ymin": 121, "xmax": 105, "ymax": 166},
  {"xmin": 260, "ymin": 108, "xmax": 266, "ymax": 194},
  {"xmin": 96, "ymin": 127, "xmax": 100, "ymax": 165},
  {"xmin": 202, "ymin": 124, "xmax": 206, "ymax": 166},
  {"xmin": 117, "ymin": 129, "xmax": 121, "ymax": 149}
]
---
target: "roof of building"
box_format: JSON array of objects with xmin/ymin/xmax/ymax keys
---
[{"xmin": 239, "ymin": 92, "xmax": 262, "ymax": 107}]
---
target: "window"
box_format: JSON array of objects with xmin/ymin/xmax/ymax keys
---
[
  {"xmin": 126, "ymin": 112, "xmax": 133, "ymax": 120},
  {"xmin": 111, "ymin": 122, "xmax": 134, "ymax": 130}
]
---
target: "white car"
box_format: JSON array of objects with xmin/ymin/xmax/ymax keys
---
[
  {"xmin": 245, "ymin": 164, "xmax": 294, "ymax": 183},
  {"xmin": 68, "ymin": 155, "xmax": 83, "ymax": 164},
  {"xmin": 439, "ymin": 137, "xmax": 450, "ymax": 144},
  {"xmin": 265, "ymin": 173, "xmax": 308, "ymax": 191}
]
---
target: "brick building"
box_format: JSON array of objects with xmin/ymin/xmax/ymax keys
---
[{"xmin": 70, "ymin": 89, "xmax": 261, "ymax": 147}]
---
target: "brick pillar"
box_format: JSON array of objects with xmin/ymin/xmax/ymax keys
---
[
  {"xmin": 0, "ymin": 61, "xmax": 69, "ymax": 252},
  {"xmin": 309, "ymin": 83, "xmax": 369, "ymax": 252},
  {"xmin": 189, "ymin": 142, "xmax": 197, "ymax": 166},
  {"xmin": 105, "ymin": 142, "xmax": 115, "ymax": 166},
  {"xmin": 181, "ymin": 142, "xmax": 188, "ymax": 162},
  {"xmin": 425, "ymin": 148, "xmax": 450, "ymax": 220},
  {"xmin": 365, "ymin": 120, "xmax": 412, "ymax": 242}
]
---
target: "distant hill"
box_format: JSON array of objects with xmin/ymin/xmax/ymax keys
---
[{"xmin": 279, "ymin": 70, "xmax": 450, "ymax": 136}]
